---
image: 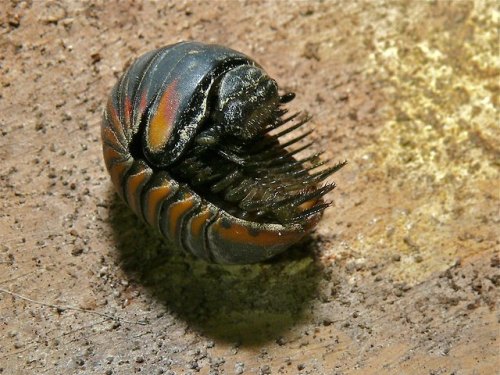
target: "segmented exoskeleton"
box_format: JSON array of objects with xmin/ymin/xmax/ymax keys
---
[{"xmin": 101, "ymin": 41, "xmax": 346, "ymax": 264}]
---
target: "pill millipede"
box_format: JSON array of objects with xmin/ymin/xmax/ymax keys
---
[{"xmin": 101, "ymin": 41, "xmax": 346, "ymax": 264}]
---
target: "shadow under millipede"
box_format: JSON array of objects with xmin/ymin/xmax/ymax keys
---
[{"xmin": 108, "ymin": 189, "xmax": 323, "ymax": 345}]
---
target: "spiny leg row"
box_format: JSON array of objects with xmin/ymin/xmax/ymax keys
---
[{"xmin": 171, "ymin": 106, "xmax": 346, "ymax": 225}]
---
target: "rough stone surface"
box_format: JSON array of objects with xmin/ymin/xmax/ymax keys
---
[{"xmin": 0, "ymin": 1, "xmax": 498, "ymax": 374}]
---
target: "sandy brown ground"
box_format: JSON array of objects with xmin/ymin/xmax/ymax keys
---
[{"xmin": 0, "ymin": 1, "xmax": 498, "ymax": 374}]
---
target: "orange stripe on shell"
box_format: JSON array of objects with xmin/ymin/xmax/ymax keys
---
[
  {"xmin": 190, "ymin": 208, "xmax": 212, "ymax": 238},
  {"xmin": 106, "ymin": 98, "xmax": 126, "ymax": 146},
  {"xmin": 144, "ymin": 184, "xmax": 172, "ymax": 228},
  {"xmin": 102, "ymin": 127, "xmax": 127, "ymax": 154},
  {"xmin": 108, "ymin": 159, "xmax": 132, "ymax": 199},
  {"xmin": 168, "ymin": 193, "xmax": 195, "ymax": 241},
  {"xmin": 148, "ymin": 80, "xmax": 180, "ymax": 152},
  {"xmin": 213, "ymin": 220, "xmax": 304, "ymax": 248},
  {"xmin": 103, "ymin": 144, "xmax": 127, "ymax": 165},
  {"xmin": 125, "ymin": 170, "xmax": 149, "ymax": 217}
]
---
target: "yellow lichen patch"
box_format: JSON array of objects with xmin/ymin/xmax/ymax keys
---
[{"xmin": 335, "ymin": 1, "xmax": 499, "ymax": 285}]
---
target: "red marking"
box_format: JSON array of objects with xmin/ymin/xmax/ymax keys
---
[
  {"xmin": 124, "ymin": 96, "xmax": 132, "ymax": 128},
  {"xmin": 106, "ymin": 98, "xmax": 126, "ymax": 145},
  {"xmin": 137, "ymin": 91, "xmax": 148, "ymax": 122}
]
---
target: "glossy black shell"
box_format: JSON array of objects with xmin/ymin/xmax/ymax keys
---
[
  {"xmin": 120, "ymin": 42, "xmax": 259, "ymax": 166},
  {"xmin": 102, "ymin": 41, "xmax": 346, "ymax": 264}
]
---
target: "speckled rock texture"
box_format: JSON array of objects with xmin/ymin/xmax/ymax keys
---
[{"xmin": 0, "ymin": 1, "xmax": 498, "ymax": 374}]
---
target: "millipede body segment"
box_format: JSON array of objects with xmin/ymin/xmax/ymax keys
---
[{"xmin": 101, "ymin": 41, "xmax": 346, "ymax": 264}]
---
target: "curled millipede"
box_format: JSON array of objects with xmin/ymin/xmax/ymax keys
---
[{"xmin": 101, "ymin": 41, "xmax": 346, "ymax": 264}]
